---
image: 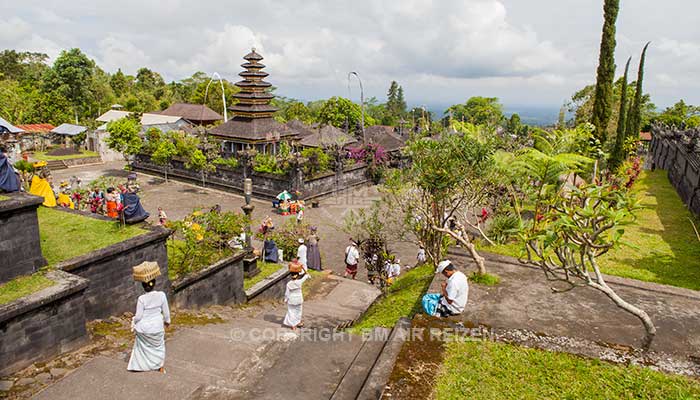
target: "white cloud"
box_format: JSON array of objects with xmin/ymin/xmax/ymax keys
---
[{"xmin": 4, "ymin": 0, "xmax": 700, "ymax": 109}]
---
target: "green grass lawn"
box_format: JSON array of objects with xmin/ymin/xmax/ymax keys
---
[
  {"xmin": 434, "ymin": 340, "xmax": 700, "ymax": 399},
  {"xmin": 38, "ymin": 207, "xmax": 147, "ymax": 266},
  {"xmin": 33, "ymin": 150, "xmax": 99, "ymax": 161},
  {"xmin": 0, "ymin": 273, "xmax": 55, "ymax": 305},
  {"xmin": 350, "ymin": 263, "xmax": 434, "ymax": 332},
  {"xmin": 244, "ymin": 261, "xmax": 284, "ymax": 290},
  {"xmin": 482, "ymin": 170, "xmax": 700, "ymax": 290}
]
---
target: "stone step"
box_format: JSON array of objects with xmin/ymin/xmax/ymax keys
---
[
  {"xmin": 330, "ymin": 328, "xmax": 391, "ymax": 400},
  {"xmin": 46, "ymin": 160, "xmax": 68, "ymax": 171}
]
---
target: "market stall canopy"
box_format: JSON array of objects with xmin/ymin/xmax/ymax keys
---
[
  {"xmin": 51, "ymin": 123, "xmax": 88, "ymax": 136},
  {"xmin": 0, "ymin": 117, "xmax": 25, "ymax": 134},
  {"xmin": 276, "ymin": 190, "xmax": 292, "ymax": 201}
]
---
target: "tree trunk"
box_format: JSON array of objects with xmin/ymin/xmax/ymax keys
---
[
  {"xmin": 588, "ymin": 280, "xmax": 656, "ymax": 350},
  {"xmin": 433, "ymin": 226, "xmax": 487, "ymax": 275},
  {"xmin": 164, "ymin": 167, "xmax": 168, "ymax": 183}
]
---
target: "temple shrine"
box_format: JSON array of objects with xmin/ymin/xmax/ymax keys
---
[{"xmin": 210, "ymin": 49, "xmax": 298, "ymax": 156}]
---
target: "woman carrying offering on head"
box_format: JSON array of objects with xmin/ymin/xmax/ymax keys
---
[
  {"xmin": 283, "ymin": 262, "xmax": 311, "ymax": 330},
  {"xmin": 128, "ymin": 261, "xmax": 171, "ymax": 373}
]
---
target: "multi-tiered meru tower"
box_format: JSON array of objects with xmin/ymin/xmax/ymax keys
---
[{"xmin": 210, "ymin": 49, "xmax": 297, "ymax": 155}]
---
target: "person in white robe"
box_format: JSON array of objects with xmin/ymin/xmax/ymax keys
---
[
  {"xmin": 128, "ymin": 278, "xmax": 171, "ymax": 372},
  {"xmin": 296, "ymin": 238, "xmax": 308, "ymax": 272},
  {"xmin": 283, "ymin": 271, "xmax": 311, "ymax": 329}
]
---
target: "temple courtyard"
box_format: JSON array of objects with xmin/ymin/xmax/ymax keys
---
[{"xmin": 0, "ymin": 161, "xmax": 690, "ymax": 399}]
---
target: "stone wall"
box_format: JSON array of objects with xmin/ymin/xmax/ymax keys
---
[
  {"xmin": 649, "ymin": 126, "xmax": 700, "ymax": 216},
  {"xmin": 245, "ymin": 266, "xmax": 290, "ymax": 302},
  {"xmin": 171, "ymin": 252, "xmax": 247, "ymax": 309},
  {"xmin": 62, "ymin": 156, "xmax": 102, "ymax": 167},
  {"xmin": 56, "ymin": 214, "xmax": 171, "ymax": 320},
  {"xmin": 0, "ymin": 270, "xmax": 89, "ymax": 375},
  {"xmin": 0, "ymin": 193, "xmax": 47, "ymax": 284},
  {"xmin": 304, "ymin": 163, "xmax": 369, "ymax": 200},
  {"xmin": 133, "ymin": 154, "xmax": 368, "ymax": 200}
]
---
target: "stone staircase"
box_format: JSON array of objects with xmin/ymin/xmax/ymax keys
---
[
  {"xmin": 45, "ymin": 160, "xmax": 68, "ymax": 171},
  {"xmin": 33, "ymin": 276, "xmax": 395, "ymax": 400}
]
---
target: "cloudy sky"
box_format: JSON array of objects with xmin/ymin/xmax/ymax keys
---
[{"xmin": 3, "ymin": 0, "xmax": 699, "ymax": 114}]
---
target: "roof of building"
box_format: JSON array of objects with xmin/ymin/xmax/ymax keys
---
[
  {"xmin": 51, "ymin": 123, "xmax": 88, "ymax": 136},
  {"xmin": 209, "ymin": 118, "xmax": 298, "ymax": 141},
  {"xmin": 15, "ymin": 123, "xmax": 54, "ymax": 133},
  {"xmin": 365, "ymin": 125, "xmax": 407, "ymax": 152},
  {"xmin": 96, "ymin": 110, "xmax": 186, "ymax": 130},
  {"xmin": 640, "ymin": 131, "xmax": 652, "ymax": 141},
  {"xmin": 158, "ymin": 103, "xmax": 223, "ymax": 123},
  {"xmin": 299, "ymin": 124, "xmax": 358, "ymax": 148},
  {"xmin": 0, "ymin": 117, "xmax": 25, "ymax": 134}
]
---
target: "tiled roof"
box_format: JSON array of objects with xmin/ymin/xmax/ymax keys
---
[
  {"xmin": 159, "ymin": 103, "xmax": 223, "ymax": 123},
  {"xmin": 15, "ymin": 123, "xmax": 54, "ymax": 133}
]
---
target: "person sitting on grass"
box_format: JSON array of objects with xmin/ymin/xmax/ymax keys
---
[{"xmin": 422, "ymin": 260, "xmax": 468, "ymax": 318}]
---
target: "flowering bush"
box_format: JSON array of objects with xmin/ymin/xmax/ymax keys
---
[
  {"xmin": 167, "ymin": 209, "xmax": 249, "ymax": 279},
  {"xmin": 349, "ymin": 143, "xmax": 388, "ymax": 183}
]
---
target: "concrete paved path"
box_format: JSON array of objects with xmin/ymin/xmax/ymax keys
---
[
  {"xmin": 440, "ymin": 250, "xmax": 700, "ymax": 355},
  {"xmin": 34, "ymin": 276, "xmax": 381, "ymax": 400},
  {"xmin": 52, "ymin": 162, "xmax": 418, "ymax": 282}
]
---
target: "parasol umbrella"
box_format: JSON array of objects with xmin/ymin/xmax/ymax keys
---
[{"xmin": 276, "ymin": 190, "xmax": 292, "ymax": 201}]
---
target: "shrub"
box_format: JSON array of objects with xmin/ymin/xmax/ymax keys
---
[
  {"xmin": 253, "ymin": 153, "xmax": 286, "ymax": 175},
  {"xmin": 167, "ymin": 209, "xmax": 248, "ymax": 279},
  {"xmin": 213, "ymin": 157, "xmax": 240, "ymax": 169},
  {"xmin": 488, "ymin": 213, "xmax": 522, "ymax": 244},
  {"xmin": 256, "ymin": 219, "xmax": 313, "ymax": 259},
  {"xmin": 301, "ymin": 147, "xmax": 331, "ymax": 176}
]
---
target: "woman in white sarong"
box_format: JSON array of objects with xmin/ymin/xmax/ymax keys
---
[
  {"xmin": 283, "ymin": 271, "xmax": 311, "ymax": 330},
  {"xmin": 128, "ymin": 278, "xmax": 171, "ymax": 372}
]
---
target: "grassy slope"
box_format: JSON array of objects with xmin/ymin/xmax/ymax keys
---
[
  {"xmin": 0, "ymin": 273, "xmax": 54, "ymax": 305},
  {"xmin": 33, "ymin": 150, "xmax": 99, "ymax": 161},
  {"xmin": 435, "ymin": 340, "xmax": 700, "ymax": 400},
  {"xmin": 482, "ymin": 170, "xmax": 700, "ymax": 290},
  {"xmin": 166, "ymin": 239, "xmax": 233, "ymax": 281},
  {"xmin": 38, "ymin": 207, "xmax": 147, "ymax": 266},
  {"xmin": 244, "ymin": 262, "xmax": 284, "ymax": 290},
  {"xmin": 350, "ymin": 263, "xmax": 434, "ymax": 332}
]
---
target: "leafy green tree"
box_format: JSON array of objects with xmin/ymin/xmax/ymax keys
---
[
  {"xmin": 318, "ymin": 97, "xmax": 363, "ymax": 133},
  {"xmin": 518, "ymin": 177, "xmax": 655, "ymax": 349},
  {"xmin": 105, "ymin": 116, "xmax": 142, "ymax": 161},
  {"xmin": 150, "ymin": 132, "xmax": 177, "ymax": 182},
  {"xmin": 506, "ymin": 113, "xmax": 528, "ymax": 137},
  {"xmin": 569, "ymin": 79, "xmax": 655, "ymax": 138},
  {"xmin": 110, "ymin": 69, "xmax": 131, "ymax": 98},
  {"xmin": 626, "ymin": 42, "xmax": 650, "ymax": 139},
  {"xmin": 49, "ymin": 48, "xmax": 95, "ymax": 119},
  {"xmin": 189, "ymin": 77, "xmax": 239, "ymax": 118},
  {"xmin": 383, "ymin": 125, "xmax": 497, "ymax": 273},
  {"xmin": 609, "ymin": 57, "xmax": 631, "ymax": 171},
  {"xmin": 279, "ymin": 102, "xmax": 314, "ymax": 124},
  {"xmin": 135, "ymin": 67, "xmax": 165, "ymax": 93},
  {"xmin": 386, "ymin": 81, "xmax": 407, "ymax": 124},
  {"xmin": 445, "ymin": 97, "xmax": 504, "ymax": 127},
  {"xmin": 652, "ymin": 100, "xmax": 700, "ymax": 129},
  {"xmin": 591, "ymin": 0, "xmax": 620, "ymax": 144}
]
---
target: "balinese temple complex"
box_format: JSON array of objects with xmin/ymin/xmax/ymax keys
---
[
  {"xmin": 209, "ymin": 48, "xmax": 403, "ymax": 157},
  {"xmin": 210, "ymin": 49, "xmax": 298, "ymax": 156}
]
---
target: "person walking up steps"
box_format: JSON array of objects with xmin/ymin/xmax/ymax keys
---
[
  {"xmin": 344, "ymin": 238, "xmax": 360, "ymax": 280},
  {"xmin": 283, "ymin": 270, "xmax": 311, "ymax": 330}
]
